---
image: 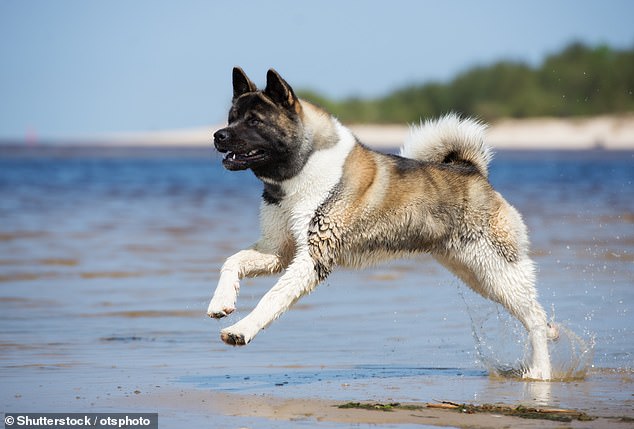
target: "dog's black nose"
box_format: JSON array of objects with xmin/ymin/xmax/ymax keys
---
[{"xmin": 214, "ymin": 129, "xmax": 229, "ymax": 142}]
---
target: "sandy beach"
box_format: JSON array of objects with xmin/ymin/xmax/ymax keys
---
[
  {"xmin": 120, "ymin": 387, "xmax": 632, "ymax": 428},
  {"xmin": 96, "ymin": 114, "xmax": 634, "ymax": 150},
  {"xmin": 353, "ymin": 114, "xmax": 634, "ymax": 150}
]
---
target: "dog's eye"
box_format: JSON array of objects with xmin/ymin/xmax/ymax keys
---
[{"xmin": 248, "ymin": 118, "xmax": 261, "ymax": 127}]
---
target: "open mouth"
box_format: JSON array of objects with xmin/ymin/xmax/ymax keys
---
[{"xmin": 222, "ymin": 149, "xmax": 269, "ymax": 170}]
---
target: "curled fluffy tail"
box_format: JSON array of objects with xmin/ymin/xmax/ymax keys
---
[{"xmin": 400, "ymin": 113, "xmax": 492, "ymax": 178}]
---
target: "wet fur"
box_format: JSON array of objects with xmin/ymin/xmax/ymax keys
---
[{"xmin": 208, "ymin": 68, "xmax": 555, "ymax": 380}]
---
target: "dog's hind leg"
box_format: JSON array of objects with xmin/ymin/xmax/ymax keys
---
[
  {"xmin": 219, "ymin": 250, "xmax": 319, "ymax": 345},
  {"xmin": 434, "ymin": 250, "xmax": 553, "ymax": 380},
  {"xmin": 483, "ymin": 256, "xmax": 553, "ymax": 381}
]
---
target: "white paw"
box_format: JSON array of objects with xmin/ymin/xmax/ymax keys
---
[
  {"xmin": 207, "ymin": 298, "xmax": 236, "ymax": 319},
  {"xmin": 207, "ymin": 306, "xmax": 235, "ymax": 319},
  {"xmin": 207, "ymin": 292, "xmax": 237, "ymax": 318},
  {"xmin": 207, "ymin": 277, "xmax": 239, "ymax": 318},
  {"xmin": 220, "ymin": 323, "xmax": 253, "ymax": 346},
  {"xmin": 523, "ymin": 366, "xmax": 552, "ymax": 381}
]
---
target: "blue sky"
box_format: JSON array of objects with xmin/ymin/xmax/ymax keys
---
[{"xmin": 1, "ymin": 0, "xmax": 633, "ymax": 140}]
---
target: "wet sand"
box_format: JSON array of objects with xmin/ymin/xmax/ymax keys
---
[{"xmin": 119, "ymin": 387, "xmax": 633, "ymax": 428}]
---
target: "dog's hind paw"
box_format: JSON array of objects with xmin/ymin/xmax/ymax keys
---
[
  {"xmin": 220, "ymin": 329, "xmax": 248, "ymax": 346},
  {"xmin": 522, "ymin": 366, "xmax": 552, "ymax": 381}
]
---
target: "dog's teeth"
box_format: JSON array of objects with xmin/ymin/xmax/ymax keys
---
[{"xmin": 231, "ymin": 153, "xmax": 236, "ymax": 160}]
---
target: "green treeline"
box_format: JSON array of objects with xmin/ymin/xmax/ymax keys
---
[{"xmin": 298, "ymin": 42, "xmax": 634, "ymax": 123}]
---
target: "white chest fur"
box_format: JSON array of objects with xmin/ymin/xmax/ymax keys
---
[{"xmin": 264, "ymin": 121, "xmax": 356, "ymax": 247}]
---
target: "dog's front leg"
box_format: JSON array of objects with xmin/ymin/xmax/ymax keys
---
[
  {"xmin": 220, "ymin": 252, "xmax": 319, "ymax": 346},
  {"xmin": 207, "ymin": 248, "xmax": 284, "ymax": 318}
]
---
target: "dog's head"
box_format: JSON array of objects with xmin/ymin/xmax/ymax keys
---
[{"xmin": 213, "ymin": 67, "xmax": 312, "ymax": 181}]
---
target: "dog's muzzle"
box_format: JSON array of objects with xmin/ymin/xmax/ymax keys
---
[
  {"xmin": 213, "ymin": 128, "xmax": 231, "ymax": 151},
  {"xmin": 213, "ymin": 127, "xmax": 269, "ymax": 171}
]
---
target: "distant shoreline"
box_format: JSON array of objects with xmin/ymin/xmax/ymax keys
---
[
  {"xmin": 1, "ymin": 114, "xmax": 633, "ymax": 150},
  {"xmin": 352, "ymin": 114, "xmax": 634, "ymax": 150}
]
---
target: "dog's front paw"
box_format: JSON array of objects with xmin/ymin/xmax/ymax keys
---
[
  {"xmin": 207, "ymin": 293, "xmax": 237, "ymax": 319},
  {"xmin": 220, "ymin": 328, "xmax": 248, "ymax": 346},
  {"xmin": 207, "ymin": 303, "xmax": 235, "ymax": 319},
  {"xmin": 207, "ymin": 277, "xmax": 239, "ymax": 319}
]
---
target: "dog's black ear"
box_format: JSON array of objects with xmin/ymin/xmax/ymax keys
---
[
  {"xmin": 265, "ymin": 69, "xmax": 298, "ymax": 109},
  {"xmin": 232, "ymin": 67, "xmax": 257, "ymax": 99}
]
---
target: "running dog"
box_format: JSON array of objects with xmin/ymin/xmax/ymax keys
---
[{"xmin": 207, "ymin": 67, "xmax": 557, "ymax": 380}]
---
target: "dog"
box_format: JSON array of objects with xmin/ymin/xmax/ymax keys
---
[{"xmin": 207, "ymin": 67, "xmax": 557, "ymax": 380}]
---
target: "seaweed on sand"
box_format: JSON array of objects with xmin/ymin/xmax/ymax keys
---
[{"xmin": 337, "ymin": 401, "xmax": 596, "ymax": 422}]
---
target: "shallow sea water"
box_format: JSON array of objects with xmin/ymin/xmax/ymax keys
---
[{"xmin": 1, "ymin": 146, "xmax": 633, "ymax": 427}]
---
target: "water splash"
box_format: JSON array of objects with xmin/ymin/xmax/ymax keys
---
[{"xmin": 459, "ymin": 285, "xmax": 595, "ymax": 381}]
